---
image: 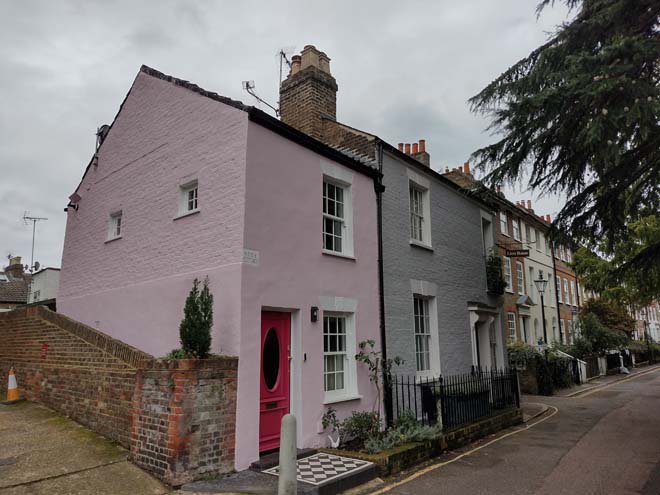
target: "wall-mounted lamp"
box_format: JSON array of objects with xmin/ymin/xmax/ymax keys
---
[{"xmin": 311, "ymin": 306, "xmax": 319, "ymax": 323}]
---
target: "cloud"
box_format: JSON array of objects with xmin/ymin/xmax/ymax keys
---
[{"xmin": 0, "ymin": 0, "xmax": 572, "ymax": 268}]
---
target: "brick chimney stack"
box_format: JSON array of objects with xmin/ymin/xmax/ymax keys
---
[
  {"xmin": 4, "ymin": 256, "xmax": 25, "ymax": 280},
  {"xmin": 279, "ymin": 45, "xmax": 338, "ymax": 141}
]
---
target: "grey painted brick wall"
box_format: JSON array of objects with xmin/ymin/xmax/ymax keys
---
[{"xmin": 381, "ymin": 153, "xmax": 500, "ymax": 376}]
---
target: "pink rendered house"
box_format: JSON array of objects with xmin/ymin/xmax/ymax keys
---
[{"xmin": 59, "ymin": 66, "xmax": 382, "ymax": 470}]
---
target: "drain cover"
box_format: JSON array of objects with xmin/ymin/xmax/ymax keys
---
[{"xmin": 0, "ymin": 457, "xmax": 17, "ymax": 466}]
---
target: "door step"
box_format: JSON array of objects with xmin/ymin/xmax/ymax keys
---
[{"xmin": 250, "ymin": 448, "xmax": 317, "ymax": 471}]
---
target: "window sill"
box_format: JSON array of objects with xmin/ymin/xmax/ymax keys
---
[
  {"xmin": 409, "ymin": 239, "xmax": 433, "ymax": 252},
  {"xmin": 505, "ymin": 289, "xmax": 515, "ymax": 294},
  {"xmin": 322, "ymin": 250, "xmax": 356, "ymax": 261},
  {"xmin": 105, "ymin": 236, "xmax": 122, "ymax": 244},
  {"xmin": 173, "ymin": 209, "xmax": 200, "ymax": 221},
  {"xmin": 323, "ymin": 393, "xmax": 363, "ymax": 405}
]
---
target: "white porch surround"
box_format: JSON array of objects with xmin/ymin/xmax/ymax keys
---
[{"xmin": 468, "ymin": 302, "xmax": 504, "ymax": 370}]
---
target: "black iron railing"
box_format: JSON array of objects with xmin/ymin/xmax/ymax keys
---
[{"xmin": 389, "ymin": 368, "xmax": 519, "ymax": 430}]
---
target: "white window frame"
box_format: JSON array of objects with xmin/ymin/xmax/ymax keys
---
[
  {"xmin": 322, "ymin": 167, "xmax": 354, "ymax": 257},
  {"xmin": 413, "ymin": 296, "xmax": 432, "ymax": 373},
  {"xmin": 536, "ymin": 231, "xmax": 542, "ymax": 251},
  {"xmin": 566, "ymin": 248, "xmax": 572, "ymax": 263},
  {"xmin": 528, "ymin": 267, "xmax": 535, "ymax": 303},
  {"xmin": 570, "ymin": 281, "xmax": 577, "ymax": 306},
  {"xmin": 507, "ymin": 312, "xmax": 517, "ymax": 341},
  {"xmin": 33, "ymin": 290, "xmax": 41, "ymax": 302},
  {"xmin": 410, "ymin": 280, "xmax": 441, "ymax": 377},
  {"xmin": 564, "ymin": 279, "xmax": 570, "ymax": 306},
  {"xmin": 407, "ymin": 172, "xmax": 432, "ymax": 249},
  {"xmin": 560, "ymin": 245, "xmax": 566, "ymax": 261},
  {"xmin": 322, "ymin": 312, "xmax": 358, "ymax": 403},
  {"xmin": 525, "ymin": 224, "xmax": 531, "ymax": 244},
  {"xmin": 106, "ymin": 211, "xmax": 122, "ymax": 241},
  {"xmin": 560, "ymin": 320, "xmax": 566, "ymax": 341},
  {"xmin": 500, "ymin": 211, "xmax": 509, "ymax": 236},
  {"xmin": 556, "ymin": 276, "xmax": 562, "ymax": 303},
  {"xmin": 512, "ymin": 217, "xmax": 521, "ymax": 241},
  {"xmin": 516, "ymin": 261, "xmax": 525, "ymax": 295},
  {"xmin": 567, "ymin": 320, "xmax": 573, "ymax": 343},
  {"xmin": 409, "ymin": 184, "xmax": 425, "ymax": 243},
  {"xmin": 504, "ymin": 257, "xmax": 513, "ymax": 293},
  {"xmin": 177, "ymin": 180, "xmax": 199, "ymax": 217}
]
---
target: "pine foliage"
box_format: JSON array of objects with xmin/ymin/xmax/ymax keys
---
[
  {"xmin": 470, "ymin": 0, "xmax": 660, "ymax": 278},
  {"xmin": 179, "ymin": 277, "xmax": 213, "ymax": 359}
]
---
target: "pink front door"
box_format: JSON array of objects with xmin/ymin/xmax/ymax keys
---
[{"xmin": 259, "ymin": 311, "xmax": 291, "ymax": 452}]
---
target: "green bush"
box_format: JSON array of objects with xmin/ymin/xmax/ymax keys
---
[
  {"xmin": 486, "ymin": 251, "xmax": 506, "ymax": 295},
  {"xmin": 364, "ymin": 410, "xmax": 442, "ymax": 454},
  {"xmin": 165, "ymin": 348, "xmax": 187, "ymax": 359},
  {"xmin": 341, "ymin": 411, "xmax": 381, "ymax": 447},
  {"xmin": 179, "ymin": 277, "xmax": 213, "ymax": 359},
  {"xmin": 507, "ymin": 341, "xmax": 539, "ymax": 368}
]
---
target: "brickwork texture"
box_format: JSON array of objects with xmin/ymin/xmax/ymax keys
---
[{"xmin": 0, "ymin": 307, "xmax": 238, "ymax": 486}]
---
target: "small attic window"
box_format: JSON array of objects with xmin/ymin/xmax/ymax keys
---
[
  {"xmin": 178, "ymin": 180, "xmax": 199, "ymax": 217},
  {"xmin": 106, "ymin": 211, "xmax": 122, "ymax": 241}
]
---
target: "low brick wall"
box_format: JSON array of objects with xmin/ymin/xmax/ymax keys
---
[
  {"xmin": 131, "ymin": 358, "xmax": 238, "ymax": 486},
  {"xmin": 323, "ymin": 408, "xmax": 523, "ymax": 476},
  {"xmin": 0, "ymin": 307, "xmax": 239, "ymax": 486},
  {"xmin": 0, "ymin": 307, "xmax": 141, "ymax": 447},
  {"xmin": 443, "ymin": 408, "xmax": 523, "ymax": 449}
]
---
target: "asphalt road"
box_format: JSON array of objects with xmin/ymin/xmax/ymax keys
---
[{"xmin": 380, "ymin": 368, "xmax": 660, "ymax": 495}]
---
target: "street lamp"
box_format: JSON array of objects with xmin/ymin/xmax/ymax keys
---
[{"xmin": 534, "ymin": 273, "xmax": 549, "ymax": 344}]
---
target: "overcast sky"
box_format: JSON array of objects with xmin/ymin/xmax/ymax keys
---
[{"xmin": 0, "ymin": 0, "xmax": 572, "ymax": 270}]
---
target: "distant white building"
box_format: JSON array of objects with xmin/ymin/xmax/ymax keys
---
[{"xmin": 28, "ymin": 267, "xmax": 60, "ymax": 306}]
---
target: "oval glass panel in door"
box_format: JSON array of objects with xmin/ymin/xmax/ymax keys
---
[{"xmin": 263, "ymin": 328, "xmax": 280, "ymax": 390}]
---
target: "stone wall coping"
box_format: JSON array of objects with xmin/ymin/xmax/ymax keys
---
[{"xmin": 140, "ymin": 357, "xmax": 238, "ymax": 371}]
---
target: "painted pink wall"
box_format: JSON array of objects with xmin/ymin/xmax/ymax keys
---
[
  {"xmin": 235, "ymin": 121, "xmax": 381, "ymax": 469},
  {"xmin": 59, "ymin": 71, "xmax": 248, "ymax": 357},
  {"xmin": 59, "ymin": 69, "xmax": 382, "ymax": 472}
]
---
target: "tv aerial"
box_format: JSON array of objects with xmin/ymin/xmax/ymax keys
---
[
  {"xmin": 241, "ymin": 46, "xmax": 295, "ymax": 117},
  {"xmin": 22, "ymin": 212, "xmax": 48, "ymax": 272}
]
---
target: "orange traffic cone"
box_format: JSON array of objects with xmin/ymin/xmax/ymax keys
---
[{"xmin": 4, "ymin": 367, "xmax": 23, "ymax": 404}]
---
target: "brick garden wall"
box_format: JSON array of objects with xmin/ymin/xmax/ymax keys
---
[
  {"xmin": 0, "ymin": 306, "xmax": 146, "ymax": 447},
  {"xmin": 131, "ymin": 358, "xmax": 238, "ymax": 486},
  {"xmin": 0, "ymin": 307, "xmax": 238, "ymax": 485}
]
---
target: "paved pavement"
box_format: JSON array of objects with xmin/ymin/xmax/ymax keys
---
[
  {"xmin": 375, "ymin": 366, "xmax": 660, "ymax": 495},
  {"xmin": 0, "ymin": 400, "xmax": 169, "ymax": 495}
]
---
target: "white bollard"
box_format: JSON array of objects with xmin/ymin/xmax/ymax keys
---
[{"xmin": 278, "ymin": 414, "xmax": 297, "ymax": 495}]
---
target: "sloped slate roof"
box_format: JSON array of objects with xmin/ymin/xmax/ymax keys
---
[{"xmin": 0, "ymin": 280, "xmax": 29, "ymax": 303}]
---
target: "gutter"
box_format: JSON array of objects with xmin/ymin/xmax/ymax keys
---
[{"xmin": 375, "ymin": 141, "xmax": 392, "ymax": 426}]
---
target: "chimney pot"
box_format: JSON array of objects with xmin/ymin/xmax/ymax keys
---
[
  {"xmin": 527, "ymin": 200, "xmax": 532, "ymax": 209},
  {"xmin": 412, "ymin": 143, "xmax": 419, "ymax": 154},
  {"xmin": 398, "ymin": 143, "xmax": 404, "ymax": 152},
  {"xmin": 546, "ymin": 214, "xmax": 551, "ymax": 222},
  {"xmin": 419, "ymin": 139, "xmax": 426, "ymax": 152},
  {"xmin": 290, "ymin": 55, "xmax": 301, "ymax": 75},
  {"xmin": 405, "ymin": 143, "xmax": 411, "ymax": 154},
  {"xmin": 445, "ymin": 167, "xmax": 449, "ymax": 173},
  {"xmin": 463, "ymin": 162, "xmax": 470, "ymax": 174}
]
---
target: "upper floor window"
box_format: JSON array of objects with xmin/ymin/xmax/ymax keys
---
[
  {"xmin": 525, "ymin": 224, "xmax": 531, "ymax": 244},
  {"xmin": 566, "ymin": 248, "xmax": 572, "ymax": 263},
  {"xmin": 536, "ymin": 231, "xmax": 542, "ymax": 251},
  {"xmin": 503, "ymin": 257, "xmax": 513, "ymax": 293},
  {"xmin": 323, "ymin": 180, "xmax": 346, "ymax": 254},
  {"xmin": 178, "ymin": 180, "xmax": 199, "ymax": 217},
  {"xmin": 409, "ymin": 185, "xmax": 425, "ymax": 243},
  {"xmin": 500, "ymin": 211, "xmax": 509, "ymax": 236},
  {"xmin": 321, "ymin": 163, "xmax": 355, "ymax": 258},
  {"xmin": 516, "ymin": 261, "xmax": 525, "ymax": 295},
  {"xmin": 560, "ymin": 245, "xmax": 566, "ymax": 261},
  {"xmin": 512, "ymin": 218, "xmax": 521, "ymax": 241},
  {"xmin": 107, "ymin": 211, "xmax": 122, "ymax": 241},
  {"xmin": 556, "ymin": 276, "xmax": 562, "ymax": 303},
  {"xmin": 33, "ymin": 290, "xmax": 41, "ymax": 302},
  {"xmin": 563, "ymin": 279, "xmax": 570, "ymax": 305}
]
